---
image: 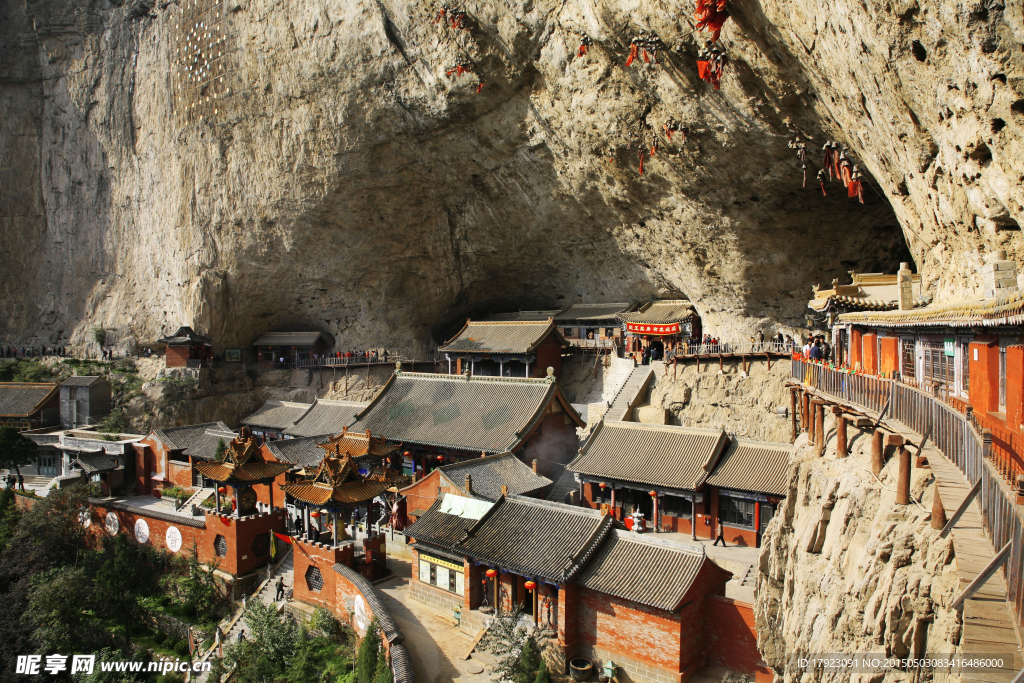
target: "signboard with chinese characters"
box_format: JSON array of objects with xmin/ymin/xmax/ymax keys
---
[
  {"xmin": 625, "ymin": 322, "xmax": 681, "ymax": 335},
  {"xmin": 944, "ymin": 338, "xmax": 955, "ymax": 357},
  {"xmin": 224, "ymin": 348, "xmax": 241, "ymax": 362}
]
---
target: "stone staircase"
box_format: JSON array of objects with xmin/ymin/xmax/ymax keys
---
[
  {"xmin": 738, "ymin": 563, "xmax": 755, "ymax": 587},
  {"xmin": 182, "ymin": 486, "xmax": 214, "ymax": 511},
  {"xmin": 546, "ymin": 468, "xmax": 579, "ymax": 505},
  {"xmin": 223, "ymin": 548, "xmax": 295, "ymax": 642},
  {"xmin": 604, "ymin": 365, "xmax": 655, "ymax": 422}
]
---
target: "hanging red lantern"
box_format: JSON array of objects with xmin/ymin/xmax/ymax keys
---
[
  {"xmin": 217, "ymin": 487, "xmax": 227, "ymax": 494},
  {"xmin": 524, "ymin": 580, "xmax": 537, "ymax": 590},
  {"xmin": 403, "ymin": 451, "xmax": 412, "ymax": 457},
  {"xmin": 649, "ymin": 490, "xmax": 657, "ymax": 497},
  {"xmin": 310, "ymin": 511, "xmax": 321, "ymax": 519},
  {"xmin": 598, "ymin": 482, "xmax": 607, "ymax": 489},
  {"xmin": 436, "ymin": 455, "xmax": 445, "ymax": 462},
  {"xmin": 486, "ymin": 568, "xmax": 498, "ymax": 578}
]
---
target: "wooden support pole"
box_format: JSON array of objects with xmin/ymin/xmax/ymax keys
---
[
  {"xmin": 719, "ymin": 355, "xmax": 724, "ymax": 372},
  {"xmin": 896, "ymin": 447, "xmax": 911, "ymax": 505},
  {"xmin": 808, "ymin": 397, "xmax": 817, "ymax": 443},
  {"xmin": 834, "ymin": 407, "xmax": 847, "ymax": 458},
  {"xmin": 951, "ymin": 542, "xmax": 1012, "ymax": 609},
  {"xmin": 802, "ymin": 392, "xmax": 811, "ymax": 433},
  {"xmin": 871, "ymin": 430, "xmax": 885, "ymax": 476},
  {"xmin": 814, "ymin": 402, "xmax": 825, "ymax": 456},
  {"xmin": 790, "ymin": 390, "xmax": 798, "ymax": 443},
  {"xmin": 940, "ymin": 480, "xmax": 982, "ymax": 538},
  {"xmin": 931, "ymin": 489, "xmax": 947, "ymax": 529}
]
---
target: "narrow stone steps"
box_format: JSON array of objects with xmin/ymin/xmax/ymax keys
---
[{"xmin": 605, "ymin": 365, "xmax": 654, "ymax": 422}]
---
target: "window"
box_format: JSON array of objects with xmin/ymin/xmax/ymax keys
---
[
  {"xmin": 922, "ymin": 342, "xmax": 954, "ymax": 389},
  {"xmin": 214, "ymin": 534, "xmax": 228, "ymax": 557},
  {"xmin": 900, "ymin": 339, "xmax": 916, "ymax": 380},
  {"xmin": 961, "ymin": 341, "xmax": 971, "ymax": 395},
  {"xmin": 592, "ymin": 485, "xmax": 606, "ymax": 505},
  {"xmin": 305, "ymin": 566, "xmax": 324, "ymax": 592},
  {"xmin": 662, "ymin": 496, "xmax": 693, "ymax": 517},
  {"xmin": 720, "ymin": 496, "xmax": 755, "ymax": 528},
  {"xmin": 419, "ymin": 557, "xmax": 463, "ymax": 594},
  {"xmin": 605, "ymin": 328, "xmax": 615, "ymax": 338}
]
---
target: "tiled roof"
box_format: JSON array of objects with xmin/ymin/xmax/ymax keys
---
[
  {"xmin": 195, "ymin": 461, "xmax": 291, "ymax": 483},
  {"xmin": 284, "ymin": 399, "xmax": 367, "ymax": 437},
  {"xmin": 331, "ymin": 563, "xmax": 404, "ymax": 645},
  {"xmin": 72, "ymin": 452, "xmax": 123, "ymax": 474},
  {"xmin": 839, "ymin": 288, "xmax": 1024, "ymax": 328},
  {"xmin": 0, "ymin": 383, "xmax": 59, "ymax": 418},
  {"xmin": 456, "ymin": 495, "xmax": 613, "ymax": 583},
  {"xmin": 404, "ymin": 494, "xmax": 494, "ymax": 548},
  {"xmin": 61, "ymin": 376, "xmax": 107, "ymax": 387},
  {"xmin": 93, "ymin": 498, "xmax": 206, "ymax": 529},
  {"xmin": 319, "ymin": 429, "xmax": 399, "ymax": 458},
  {"xmin": 440, "ymin": 319, "xmax": 565, "ymax": 355},
  {"xmin": 280, "ymin": 480, "xmax": 390, "ymax": 506},
  {"xmin": 152, "ymin": 422, "xmax": 233, "ymax": 451},
  {"xmin": 483, "ymin": 310, "xmax": 561, "ymax": 322},
  {"xmin": 706, "ymin": 439, "xmax": 792, "ymax": 496},
  {"xmin": 439, "ymin": 453, "xmax": 551, "ymax": 501},
  {"xmin": 182, "ymin": 429, "xmax": 238, "ymax": 462},
  {"xmin": 619, "ymin": 300, "xmax": 696, "ymax": 324},
  {"xmin": 389, "ymin": 644, "xmax": 414, "ymax": 683},
  {"xmin": 266, "ymin": 435, "xmax": 334, "ymax": 468},
  {"xmin": 808, "ymin": 271, "xmax": 925, "ymax": 313},
  {"xmin": 575, "ymin": 531, "xmax": 723, "ymax": 611},
  {"xmin": 241, "ymin": 401, "xmax": 311, "ymax": 430},
  {"xmin": 567, "ymin": 421, "xmax": 728, "ymax": 492},
  {"xmin": 157, "ymin": 326, "xmax": 212, "ymax": 346},
  {"xmin": 350, "ymin": 372, "xmax": 582, "ymax": 453},
  {"xmin": 556, "ymin": 302, "xmax": 633, "ymax": 322},
  {"xmin": 252, "ymin": 331, "xmax": 332, "ymax": 347}
]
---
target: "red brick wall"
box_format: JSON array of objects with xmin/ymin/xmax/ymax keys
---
[
  {"xmin": 970, "ymin": 340, "xmax": 1000, "ymax": 415},
  {"xmin": 229, "ymin": 510, "xmax": 288, "ymax": 576},
  {"xmin": 576, "ymin": 587, "xmax": 684, "ymax": 674},
  {"xmin": 292, "ymin": 539, "xmax": 353, "ymax": 610},
  {"xmin": 168, "ymin": 461, "xmax": 193, "ymax": 488},
  {"xmin": 166, "ymin": 347, "xmax": 189, "ymax": 368},
  {"xmin": 399, "ymin": 470, "xmax": 442, "ymax": 519},
  {"xmin": 705, "ymin": 596, "xmax": 771, "ymax": 682},
  {"xmin": 534, "ymin": 336, "xmax": 563, "ymax": 379},
  {"xmin": 879, "ymin": 337, "xmax": 899, "ymax": 377},
  {"xmin": 88, "ymin": 503, "xmax": 210, "ymax": 562}
]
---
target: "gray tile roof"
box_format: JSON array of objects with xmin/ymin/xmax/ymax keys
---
[
  {"xmin": 389, "ymin": 644, "xmax": 414, "ymax": 683},
  {"xmin": 575, "ymin": 530, "xmax": 725, "ymax": 611},
  {"xmin": 483, "ymin": 310, "xmax": 561, "ymax": 322},
  {"xmin": 241, "ymin": 400, "xmax": 312, "ymax": 430},
  {"xmin": 556, "ymin": 302, "xmax": 633, "ymax": 322},
  {"xmin": 0, "ymin": 383, "xmax": 59, "ymax": 417},
  {"xmin": 439, "ymin": 320, "xmax": 564, "ymax": 355},
  {"xmin": 72, "ymin": 452, "xmax": 123, "ymax": 473},
  {"xmin": 706, "ymin": 438, "xmax": 792, "ymax": 496},
  {"xmin": 152, "ymin": 422, "xmax": 234, "ymax": 451},
  {"xmin": 93, "ymin": 498, "xmax": 207, "ymax": 529},
  {"xmin": 182, "ymin": 429, "xmax": 239, "ymax": 461},
  {"xmin": 265, "ymin": 435, "xmax": 333, "ymax": 468},
  {"xmin": 284, "ymin": 399, "xmax": 366, "ymax": 437},
  {"xmin": 350, "ymin": 372, "xmax": 581, "ymax": 453},
  {"xmin": 157, "ymin": 326, "xmax": 212, "ymax": 346},
  {"xmin": 456, "ymin": 495, "xmax": 613, "ymax": 583},
  {"xmin": 440, "ymin": 453, "xmax": 551, "ymax": 502},
  {"xmin": 61, "ymin": 376, "xmax": 107, "ymax": 387},
  {"xmin": 404, "ymin": 495, "xmax": 487, "ymax": 549},
  {"xmin": 619, "ymin": 300, "xmax": 696, "ymax": 324},
  {"xmin": 567, "ymin": 421, "xmax": 728, "ymax": 492},
  {"xmin": 252, "ymin": 331, "xmax": 331, "ymax": 347},
  {"xmin": 331, "ymin": 563, "xmax": 404, "ymax": 645}
]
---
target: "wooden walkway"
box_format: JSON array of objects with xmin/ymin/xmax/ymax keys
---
[{"xmin": 795, "ymin": 382, "xmax": 1023, "ymax": 681}]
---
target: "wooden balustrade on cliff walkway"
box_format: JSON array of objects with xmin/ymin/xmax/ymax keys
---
[
  {"xmin": 669, "ymin": 342, "xmax": 791, "ymax": 377},
  {"xmin": 788, "ymin": 359, "xmax": 1024, "ymax": 682}
]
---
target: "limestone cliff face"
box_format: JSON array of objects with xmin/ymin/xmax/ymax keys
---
[
  {"xmin": 754, "ymin": 428, "xmax": 962, "ymax": 682},
  {"xmin": 0, "ymin": 0, "xmax": 929, "ymax": 352}
]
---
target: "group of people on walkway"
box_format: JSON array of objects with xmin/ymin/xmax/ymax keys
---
[
  {"xmin": 3, "ymin": 346, "xmax": 69, "ymax": 359},
  {"xmin": 802, "ymin": 335, "xmax": 832, "ymax": 361},
  {"xmin": 3, "ymin": 473, "xmax": 25, "ymax": 490}
]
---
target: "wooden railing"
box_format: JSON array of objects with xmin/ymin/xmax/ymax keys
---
[
  {"xmin": 676, "ymin": 342, "xmax": 792, "ymax": 356},
  {"xmin": 565, "ymin": 338, "xmax": 617, "ymax": 349},
  {"xmin": 793, "ymin": 358, "xmax": 1024, "ymax": 627}
]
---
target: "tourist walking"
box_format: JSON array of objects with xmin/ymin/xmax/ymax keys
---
[
  {"xmin": 276, "ymin": 576, "xmax": 287, "ymax": 601},
  {"xmin": 713, "ymin": 521, "xmax": 726, "ymax": 547}
]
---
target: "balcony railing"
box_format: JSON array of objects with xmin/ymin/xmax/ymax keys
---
[
  {"xmin": 565, "ymin": 338, "xmax": 617, "ymax": 349},
  {"xmin": 793, "ymin": 358, "xmax": 1024, "ymax": 626},
  {"xmin": 674, "ymin": 342, "xmax": 793, "ymax": 357}
]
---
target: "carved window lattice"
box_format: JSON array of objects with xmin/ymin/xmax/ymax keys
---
[
  {"xmin": 305, "ymin": 566, "xmax": 324, "ymax": 592},
  {"xmin": 214, "ymin": 534, "xmax": 228, "ymax": 557}
]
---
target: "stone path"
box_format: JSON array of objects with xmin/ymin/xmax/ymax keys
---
[{"xmin": 605, "ymin": 364, "xmax": 655, "ymax": 422}]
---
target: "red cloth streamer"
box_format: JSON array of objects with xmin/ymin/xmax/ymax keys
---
[
  {"xmin": 273, "ymin": 532, "xmax": 293, "ymax": 544},
  {"xmin": 476, "ymin": 82, "xmax": 483, "ymax": 93},
  {"xmin": 220, "ymin": 516, "xmax": 231, "ymax": 526},
  {"xmin": 642, "ymin": 49, "xmax": 650, "ymax": 63},
  {"xmin": 626, "ymin": 43, "xmax": 637, "ymax": 66},
  {"xmin": 849, "ymin": 181, "xmax": 864, "ymax": 203},
  {"xmin": 665, "ymin": 126, "xmax": 673, "ymax": 140},
  {"xmin": 638, "ymin": 149, "xmax": 645, "ymax": 175},
  {"xmin": 578, "ymin": 44, "xmax": 587, "ymax": 57},
  {"xmin": 820, "ymin": 181, "xmax": 827, "ymax": 196},
  {"xmin": 697, "ymin": 60, "xmax": 710, "ymax": 80},
  {"xmin": 433, "ymin": 9, "xmax": 445, "ymax": 24},
  {"xmin": 695, "ymin": 0, "xmax": 729, "ymax": 41}
]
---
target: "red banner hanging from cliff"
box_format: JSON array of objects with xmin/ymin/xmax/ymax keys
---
[{"xmin": 625, "ymin": 322, "xmax": 681, "ymax": 335}]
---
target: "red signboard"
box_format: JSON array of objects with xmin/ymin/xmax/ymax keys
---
[{"xmin": 625, "ymin": 322, "xmax": 681, "ymax": 336}]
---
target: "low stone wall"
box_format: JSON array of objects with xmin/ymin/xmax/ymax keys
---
[{"xmin": 409, "ymin": 579, "xmax": 461, "ymax": 616}]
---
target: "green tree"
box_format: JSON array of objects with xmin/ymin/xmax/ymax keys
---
[
  {"xmin": 72, "ymin": 647, "xmax": 149, "ymax": 683},
  {"xmin": 479, "ymin": 609, "xmax": 532, "ymax": 683},
  {"xmin": 27, "ymin": 565, "xmax": 94, "ymax": 654},
  {"xmin": 355, "ymin": 620, "xmax": 380, "ymax": 683},
  {"xmin": 178, "ymin": 542, "xmax": 219, "ymax": 619},
  {"xmin": 0, "ymin": 426, "xmax": 38, "ymax": 479},
  {"xmin": 372, "ymin": 648, "xmax": 393, "ymax": 683},
  {"xmin": 214, "ymin": 439, "xmax": 226, "ymax": 461},
  {"xmin": 0, "ymin": 487, "xmax": 20, "ymax": 550},
  {"xmin": 534, "ymin": 660, "xmax": 551, "ymax": 683},
  {"xmin": 515, "ymin": 637, "xmax": 540, "ymax": 683},
  {"xmin": 93, "ymin": 327, "xmax": 107, "ymax": 347},
  {"xmin": 93, "ymin": 534, "xmax": 160, "ymax": 650}
]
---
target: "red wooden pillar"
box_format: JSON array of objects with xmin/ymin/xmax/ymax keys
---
[
  {"xmin": 896, "ymin": 447, "xmax": 911, "ymax": 505},
  {"xmin": 834, "ymin": 407, "xmax": 847, "ymax": 458},
  {"xmin": 871, "ymin": 431, "xmax": 884, "ymax": 476}
]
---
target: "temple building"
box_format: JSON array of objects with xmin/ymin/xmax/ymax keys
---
[
  {"xmin": 703, "ymin": 438, "xmax": 791, "ymax": 547},
  {"xmin": 349, "ymin": 366, "xmax": 584, "ymax": 479},
  {"xmin": 156, "ymin": 326, "xmax": 213, "ymax": 368},
  {"xmin": 618, "ymin": 300, "xmax": 701, "ymax": 357},
  {"xmin": 483, "ymin": 310, "xmax": 561, "ymax": 322},
  {"xmin": 252, "ymin": 330, "xmax": 333, "ymax": 366},
  {"xmin": 807, "ymin": 270, "xmax": 926, "ymax": 317},
  {"xmin": 194, "ymin": 428, "xmax": 292, "ymax": 515},
  {"xmin": 283, "ymin": 398, "xmax": 368, "ymax": 438},
  {"xmin": 241, "ymin": 400, "xmax": 312, "ymax": 440},
  {"xmin": 405, "ymin": 493, "xmax": 735, "ymax": 682},
  {"xmin": 0, "ymin": 382, "xmax": 60, "ymax": 430},
  {"xmin": 399, "ymin": 451, "xmax": 552, "ymax": 521},
  {"xmin": 554, "ymin": 302, "xmax": 634, "ymax": 349},
  {"xmin": 60, "ymin": 376, "xmax": 112, "ymax": 429},
  {"xmin": 438, "ymin": 319, "xmax": 568, "ymax": 379},
  {"xmin": 133, "ymin": 421, "xmax": 235, "ymax": 493}
]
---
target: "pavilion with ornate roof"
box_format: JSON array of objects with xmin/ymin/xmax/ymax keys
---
[{"xmin": 193, "ymin": 427, "xmax": 292, "ymax": 515}]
